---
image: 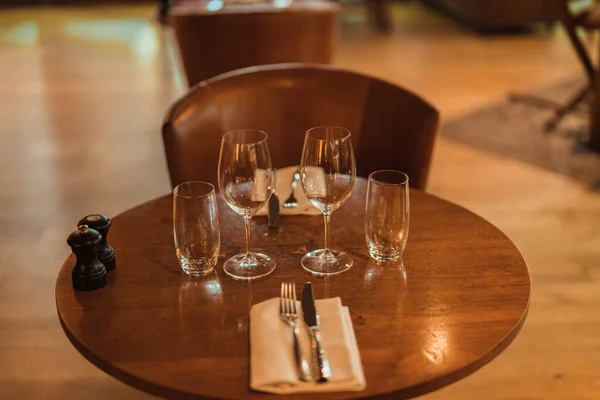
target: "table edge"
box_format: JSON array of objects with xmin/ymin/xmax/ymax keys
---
[
  {"xmin": 368, "ymin": 298, "xmax": 530, "ymax": 399},
  {"xmin": 56, "ymin": 256, "xmax": 220, "ymax": 400}
]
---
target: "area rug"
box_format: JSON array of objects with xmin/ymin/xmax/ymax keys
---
[{"xmin": 440, "ymin": 78, "xmax": 600, "ymax": 189}]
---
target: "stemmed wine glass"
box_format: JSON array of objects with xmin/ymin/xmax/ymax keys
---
[
  {"xmin": 300, "ymin": 126, "xmax": 356, "ymax": 276},
  {"xmin": 218, "ymin": 129, "xmax": 276, "ymax": 280}
]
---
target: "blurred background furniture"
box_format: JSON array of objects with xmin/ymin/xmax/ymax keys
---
[
  {"xmin": 364, "ymin": 0, "xmax": 392, "ymax": 32},
  {"xmin": 542, "ymin": 1, "xmax": 597, "ymax": 132},
  {"xmin": 162, "ymin": 63, "xmax": 439, "ymax": 190},
  {"xmin": 507, "ymin": 0, "xmax": 600, "ymax": 152},
  {"xmin": 157, "ymin": 0, "xmax": 171, "ymax": 24},
  {"xmin": 429, "ymin": 0, "xmax": 565, "ymax": 31},
  {"xmin": 168, "ymin": 1, "xmax": 338, "ymax": 87},
  {"xmin": 575, "ymin": 2, "xmax": 600, "ymax": 152}
]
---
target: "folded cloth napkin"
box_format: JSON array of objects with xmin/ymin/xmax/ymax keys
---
[
  {"xmin": 250, "ymin": 297, "xmax": 366, "ymax": 394},
  {"xmin": 255, "ymin": 166, "xmax": 322, "ymax": 216}
]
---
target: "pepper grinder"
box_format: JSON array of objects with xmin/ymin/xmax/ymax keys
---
[
  {"xmin": 78, "ymin": 214, "xmax": 116, "ymax": 271},
  {"xmin": 67, "ymin": 225, "xmax": 107, "ymax": 291}
]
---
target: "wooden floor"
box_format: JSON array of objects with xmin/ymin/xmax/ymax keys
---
[{"xmin": 1, "ymin": 3, "xmax": 599, "ymax": 399}]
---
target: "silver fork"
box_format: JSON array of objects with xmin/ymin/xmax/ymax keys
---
[
  {"xmin": 283, "ymin": 170, "xmax": 300, "ymax": 208},
  {"xmin": 280, "ymin": 282, "xmax": 311, "ymax": 382}
]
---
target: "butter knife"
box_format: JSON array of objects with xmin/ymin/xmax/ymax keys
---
[
  {"xmin": 267, "ymin": 193, "xmax": 279, "ymax": 229},
  {"xmin": 301, "ymin": 282, "xmax": 331, "ymax": 382}
]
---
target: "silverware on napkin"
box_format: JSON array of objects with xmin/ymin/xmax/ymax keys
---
[
  {"xmin": 283, "ymin": 169, "xmax": 300, "ymax": 208},
  {"xmin": 302, "ymin": 282, "xmax": 331, "ymax": 382},
  {"xmin": 280, "ymin": 282, "xmax": 311, "ymax": 381}
]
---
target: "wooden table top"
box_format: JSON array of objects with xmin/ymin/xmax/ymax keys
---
[{"xmin": 56, "ymin": 179, "xmax": 530, "ymax": 399}]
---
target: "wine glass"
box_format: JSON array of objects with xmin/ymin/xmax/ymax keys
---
[
  {"xmin": 300, "ymin": 126, "xmax": 356, "ymax": 276},
  {"xmin": 218, "ymin": 129, "xmax": 276, "ymax": 280}
]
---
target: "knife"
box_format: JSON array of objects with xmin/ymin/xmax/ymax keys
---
[
  {"xmin": 267, "ymin": 192, "xmax": 279, "ymax": 229},
  {"xmin": 301, "ymin": 282, "xmax": 331, "ymax": 382}
]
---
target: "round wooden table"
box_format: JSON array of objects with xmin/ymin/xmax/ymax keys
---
[{"xmin": 56, "ymin": 179, "xmax": 530, "ymax": 399}]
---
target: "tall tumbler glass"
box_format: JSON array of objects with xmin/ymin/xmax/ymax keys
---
[
  {"xmin": 365, "ymin": 170, "xmax": 409, "ymax": 262},
  {"xmin": 300, "ymin": 126, "xmax": 356, "ymax": 276},
  {"xmin": 173, "ymin": 181, "xmax": 220, "ymax": 276},
  {"xmin": 218, "ymin": 129, "xmax": 276, "ymax": 280}
]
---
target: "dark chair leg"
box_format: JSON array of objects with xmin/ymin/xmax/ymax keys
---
[
  {"xmin": 511, "ymin": 7, "xmax": 596, "ymax": 133},
  {"xmin": 544, "ymin": 85, "xmax": 592, "ymax": 132},
  {"xmin": 561, "ymin": 7, "xmax": 596, "ymax": 83},
  {"xmin": 509, "ymin": 93, "xmax": 563, "ymax": 109},
  {"xmin": 366, "ymin": 0, "xmax": 392, "ymax": 33},
  {"xmin": 157, "ymin": 0, "xmax": 171, "ymax": 24}
]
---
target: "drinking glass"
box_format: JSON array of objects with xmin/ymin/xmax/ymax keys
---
[
  {"xmin": 300, "ymin": 126, "xmax": 356, "ymax": 276},
  {"xmin": 173, "ymin": 181, "xmax": 220, "ymax": 276},
  {"xmin": 218, "ymin": 129, "xmax": 276, "ymax": 280},
  {"xmin": 365, "ymin": 170, "xmax": 410, "ymax": 262}
]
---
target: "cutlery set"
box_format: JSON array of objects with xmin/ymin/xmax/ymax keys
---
[
  {"xmin": 283, "ymin": 170, "xmax": 301, "ymax": 209},
  {"xmin": 280, "ymin": 282, "xmax": 332, "ymax": 383},
  {"xmin": 267, "ymin": 169, "xmax": 300, "ymax": 229}
]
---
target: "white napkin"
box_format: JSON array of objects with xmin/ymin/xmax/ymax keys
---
[
  {"xmin": 250, "ymin": 297, "xmax": 366, "ymax": 394},
  {"xmin": 255, "ymin": 166, "xmax": 322, "ymax": 216}
]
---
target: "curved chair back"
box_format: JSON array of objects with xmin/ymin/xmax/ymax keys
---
[
  {"xmin": 169, "ymin": 3, "xmax": 338, "ymax": 87},
  {"xmin": 163, "ymin": 64, "xmax": 439, "ymax": 190}
]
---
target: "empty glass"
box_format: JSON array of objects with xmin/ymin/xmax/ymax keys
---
[
  {"xmin": 365, "ymin": 170, "xmax": 410, "ymax": 262},
  {"xmin": 300, "ymin": 126, "xmax": 356, "ymax": 276},
  {"xmin": 173, "ymin": 181, "xmax": 220, "ymax": 276},
  {"xmin": 218, "ymin": 129, "xmax": 276, "ymax": 280}
]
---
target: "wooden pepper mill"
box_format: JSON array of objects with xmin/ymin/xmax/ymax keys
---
[
  {"xmin": 67, "ymin": 224, "xmax": 107, "ymax": 291},
  {"xmin": 78, "ymin": 214, "xmax": 116, "ymax": 271}
]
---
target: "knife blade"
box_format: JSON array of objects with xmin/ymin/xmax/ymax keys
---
[
  {"xmin": 267, "ymin": 193, "xmax": 279, "ymax": 229},
  {"xmin": 301, "ymin": 282, "xmax": 331, "ymax": 382}
]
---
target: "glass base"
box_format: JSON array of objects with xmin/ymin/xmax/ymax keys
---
[
  {"xmin": 368, "ymin": 253, "xmax": 403, "ymax": 264},
  {"xmin": 301, "ymin": 249, "xmax": 353, "ymax": 276},
  {"xmin": 178, "ymin": 254, "xmax": 217, "ymax": 277},
  {"xmin": 182, "ymin": 268, "xmax": 215, "ymax": 277},
  {"xmin": 223, "ymin": 253, "xmax": 276, "ymax": 280},
  {"xmin": 368, "ymin": 242, "xmax": 405, "ymax": 264}
]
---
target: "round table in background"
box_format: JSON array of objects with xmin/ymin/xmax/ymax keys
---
[{"xmin": 56, "ymin": 179, "xmax": 530, "ymax": 399}]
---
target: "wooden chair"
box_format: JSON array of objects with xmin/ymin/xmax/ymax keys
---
[
  {"xmin": 511, "ymin": 1, "xmax": 600, "ymax": 131},
  {"xmin": 162, "ymin": 64, "xmax": 439, "ymax": 190},
  {"xmin": 543, "ymin": 1, "xmax": 599, "ymax": 131},
  {"xmin": 168, "ymin": 2, "xmax": 338, "ymax": 87}
]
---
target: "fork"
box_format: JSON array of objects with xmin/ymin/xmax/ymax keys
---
[
  {"xmin": 283, "ymin": 170, "xmax": 301, "ymax": 208},
  {"xmin": 280, "ymin": 282, "xmax": 311, "ymax": 382}
]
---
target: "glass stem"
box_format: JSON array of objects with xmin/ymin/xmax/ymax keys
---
[
  {"xmin": 244, "ymin": 215, "xmax": 252, "ymax": 261},
  {"xmin": 323, "ymin": 212, "xmax": 331, "ymax": 256}
]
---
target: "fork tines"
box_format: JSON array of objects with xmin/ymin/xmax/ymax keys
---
[{"xmin": 280, "ymin": 282, "xmax": 298, "ymax": 317}]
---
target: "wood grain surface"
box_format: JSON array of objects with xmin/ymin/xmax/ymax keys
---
[{"xmin": 56, "ymin": 179, "xmax": 530, "ymax": 399}]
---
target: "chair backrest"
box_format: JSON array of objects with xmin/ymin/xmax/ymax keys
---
[
  {"xmin": 162, "ymin": 64, "xmax": 439, "ymax": 190},
  {"xmin": 169, "ymin": 3, "xmax": 338, "ymax": 87}
]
